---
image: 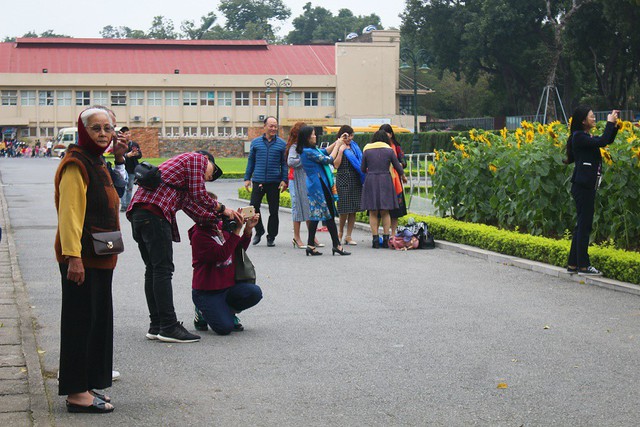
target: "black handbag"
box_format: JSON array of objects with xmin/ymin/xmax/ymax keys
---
[
  {"xmin": 234, "ymin": 246, "xmax": 256, "ymax": 283},
  {"xmin": 90, "ymin": 231, "xmax": 124, "ymax": 255}
]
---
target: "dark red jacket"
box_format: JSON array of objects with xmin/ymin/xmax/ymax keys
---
[{"xmin": 188, "ymin": 224, "xmax": 251, "ymax": 291}]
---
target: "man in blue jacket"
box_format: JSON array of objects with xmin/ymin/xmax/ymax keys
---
[{"xmin": 243, "ymin": 116, "xmax": 288, "ymax": 247}]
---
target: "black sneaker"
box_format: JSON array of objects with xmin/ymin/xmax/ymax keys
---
[
  {"xmin": 578, "ymin": 266, "xmax": 602, "ymax": 276},
  {"xmin": 266, "ymin": 237, "xmax": 275, "ymax": 247},
  {"xmin": 566, "ymin": 266, "xmax": 578, "ymax": 274},
  {"xmin": 146, "ymin": 326, "xmax": 160, "ymax": 340},
  {"xmin": 194, "ymin": 307, "xmax": 208, "ymax": 331},
  {"xmin": 157, "ymin": 322, "xmax": 201, "ymax": 343},
  {"xmin": 252, "ymin": 232, "xmax": 264, "ymax": 245}
]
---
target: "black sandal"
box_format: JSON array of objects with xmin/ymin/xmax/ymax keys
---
[
  {"xmin": 90, "ymin": 390, "xmax": 111, "ymax": 403},
  {"xmin": 66, "ymin": 396, "xmax": 114, "ymax": 413}
]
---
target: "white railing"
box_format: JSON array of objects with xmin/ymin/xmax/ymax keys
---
[{"xmin": 405, "ymin": 152, "xmax": 435, "ymax": 214}]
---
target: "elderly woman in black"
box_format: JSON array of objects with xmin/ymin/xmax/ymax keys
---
[
  {"xmin": 54, "ymin": 107, "xmax": 127, "ymax": 413},
  {"xmin": 565, "ymin": 107, "xmax": 619, "ymax": 276}
]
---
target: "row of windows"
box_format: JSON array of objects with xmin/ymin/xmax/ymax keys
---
[
  {"xmin": 17, "ymin": 126, "xmax": 250, "ymax": 138},
  {"xmin": 0, "ymin": 90, "xmax": 336, "ymax": 108}
]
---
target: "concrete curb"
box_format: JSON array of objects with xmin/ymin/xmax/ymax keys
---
[
  {"xmin": 0, "ymin": 174, "xmax": 52, "ymax": 426},
  {"xmin": 234, "ymin": 196, "xmax": 640, "ymax": 297}
]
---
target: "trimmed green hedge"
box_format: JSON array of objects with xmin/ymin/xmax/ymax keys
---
[{"xmin": 238, "ymin": 187, "xmax": 640, "ymax": 284}]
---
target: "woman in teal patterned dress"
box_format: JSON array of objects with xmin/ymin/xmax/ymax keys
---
[{"xmin": 297, "ymin": 126, "xmax": 350, "ymax": 256}]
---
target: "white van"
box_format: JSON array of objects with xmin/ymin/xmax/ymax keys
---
[{"xmin": 53, "ymin": 127, "xmax": 78, "ymax": 158}]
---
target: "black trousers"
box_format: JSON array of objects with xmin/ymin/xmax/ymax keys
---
[
  {"xmin": 307, "ymin": 181, "xmax": 340, "ymax": 248},
  {"xmin": 249, "ymin": 182, "xmax": 281, "ymax": 239},
  {"xmin": 568, "ymin": 183, "xmax": 597, "ymax": 268},
  {"xmin": 130, "ymin": 208, "xmax": 178, "ymax": 329},
  {"xmin": 58, "ymin": 264, "xmax": 113, "ymax": 396}
]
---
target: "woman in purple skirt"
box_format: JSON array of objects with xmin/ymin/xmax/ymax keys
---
[{"xmin": 360, "ymin": 130, "xmax": 405, "ymax": 248}]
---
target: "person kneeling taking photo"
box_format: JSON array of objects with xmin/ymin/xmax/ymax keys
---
[{"xmin": 189, "ymin": 197, "xmax": 262, "ymax": 335}]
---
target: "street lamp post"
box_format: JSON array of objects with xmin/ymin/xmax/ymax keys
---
[
  {"xmin": 264, "ymin": 77, "xmax": 293, "ymax": 131},
  {"xmin": 400, "ymin": 48, "xmax": 430, "ymax": 154}
]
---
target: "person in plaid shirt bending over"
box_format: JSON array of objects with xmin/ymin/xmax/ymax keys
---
[{"xmin": 127, "ymin": 150, "xmax": 241, "ymax": 343}]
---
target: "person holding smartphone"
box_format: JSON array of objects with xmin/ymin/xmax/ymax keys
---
[
  {"xmin": 564, "ymin": 107, "xmax": 619, "ymax": 276},
  {"xmin": 190, "ymin": 193, "xmax": 263, "ymax": 335}
]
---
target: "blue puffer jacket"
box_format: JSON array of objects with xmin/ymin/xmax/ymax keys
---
[{"xmin": 243, "ymin": 135, "xmax": 288, "ymax": 183}]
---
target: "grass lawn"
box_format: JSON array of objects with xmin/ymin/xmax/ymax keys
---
[{"xmin": 105, "ymin": 156, "xmax": 248, "ymax": 173}]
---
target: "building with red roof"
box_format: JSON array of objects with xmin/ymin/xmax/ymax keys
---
[{"xmin": 0, "ymin": 30, "xmax": 424, "ymax": 145}]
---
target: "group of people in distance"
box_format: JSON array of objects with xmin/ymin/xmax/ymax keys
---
[{"xmin": 283, "ymin": 122, "xmax": 408, "ymax": 254}]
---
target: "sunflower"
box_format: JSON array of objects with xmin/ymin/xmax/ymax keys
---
[
  {"xmin": 488, "ymin": 164, "xmax": 497, "ymax": 173},
  {"xmin": 469, "ymin": 129, "xmax": 478, "ymax": 141},
  {"xmin": 428, "ymin": 163, "xmax": 436, "ymax": 176},
  {"xmin": 500, "ymin": 127, "xmax": 508, "ymax": 141},
  {"xmin": 434, "ymin": 149, "xmax": 440, "ymax": 161},
  {"xmin": 600, "ymin": 147, "xmax": 613, "ymax": 165},
  {"xmin": 525, "ymin": 130, "xmax": 534, "ymax": 143},
  {"xmin": 537, "ymin": 123, "xmax": 546, "ymax": 135}
]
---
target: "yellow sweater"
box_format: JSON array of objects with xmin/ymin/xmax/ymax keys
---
[{"xmin": 58, "ymin": 164, "xmax": 87, "ymax": 258}]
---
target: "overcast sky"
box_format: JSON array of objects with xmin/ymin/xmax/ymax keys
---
[{"xmin": 2, "ymin": 0, "xmax": 404, "ymax": 40}]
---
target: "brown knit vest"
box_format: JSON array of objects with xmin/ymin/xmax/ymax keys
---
[{"xmin": 54, "ymin": 145, "xmax": 120, "ymax": 269}]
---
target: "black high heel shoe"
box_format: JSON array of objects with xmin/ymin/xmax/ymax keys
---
[
  {"xmin": 332, "ymin": 246, "xmax": 351, "ymax": 256},
  {"xmin": 306, "ymin": 246, "xmax": 322, "ymax": 256}
]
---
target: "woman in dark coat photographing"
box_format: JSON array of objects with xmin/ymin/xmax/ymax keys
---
[{"xmin": 564, "ymin": 107, "xmax": 619, "ymax": 276}]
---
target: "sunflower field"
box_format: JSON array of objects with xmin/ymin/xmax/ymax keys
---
[{"xmin": 430, "ymin": 119, "xmax": 640, "ymax": 251}]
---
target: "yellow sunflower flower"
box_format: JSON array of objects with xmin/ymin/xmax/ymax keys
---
[
  {"xmin": 537, "ymin": 124, "xmax": 546, "ymax": 135},
  {"xmin": 428, "ymin": 163, "xmax": 436, "ymax": 176},
  {"xmin": 500, "ymin": 127, "xmax": 508, "ymax": 141},
  {"xmin": 434, "ymin": 149, "xmax": 440, "ymax": 161},
  {"xmin": 488, "ymin": 164, "xmax": 497, "ymax": 173},
  {"xmin": 600, "ymin": 147, "xmax": 613, "ymax": 165},
  {"xmin": 469, "ymin": 129, "xmax": 478, "ymax": 141},
  {"xmin": 525, "ymin": 130, "xmax": 534, "ymax": 143}
]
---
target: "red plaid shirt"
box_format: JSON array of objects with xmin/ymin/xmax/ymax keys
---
[{"xmin": 127, "ymin": 152, "xmax": 219, "ymax": 242}]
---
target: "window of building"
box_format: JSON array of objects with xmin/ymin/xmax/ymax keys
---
[
  {"xmin": 200, "ymin": 91, "xmax": 215, "ymax": 106},
  {"xmin": 21, "ymin": 90, "xmax": 36, "ymax": 106},
  {"xmin": 235, "ymin": 91, "xmax": 250, "ymax": 106},
  {"xmin": 165, "ymin": 126, "xmax": 180, "ymax": 137},
  {"xmin": 148, "ymin": 91, "xmax": 162, "ymax": 106},
  {"xmin": 165, "ymin": 91, "xmax": 180, "ymax": 106},
  {"xmin": 287, "ymin": 92, "xmax": 302, "ymax": 107},
  {"xmin": 218, "ymin": 126, "xmax": 232, "ymax": 137},
  {"xmin": 20, "ymin": 128, "xmax": 35, "ymax": 137},
  {"xmin": 130, "ymin": 91, "xmax": 144, "ymax": 106},
  {"xmin": 304, "ymin": 91, "xmax": 319, "ymax": 107},
  {"xmin": 75, "ymin": 91, "xmax": 90, "ymax": 106},
  {"xmin": 236, "ymin": 126, "xmax": 248, "ymax": 137},
  {"xmin": 320, "ymin": 92, "xmax": 335, "ymax": 107},
  {"xmin": 200, "ymin": 126, "xmax": 216, "ymax": 137},
  {"xmin": 57, "ymin": 91, "xmax": 72, "ymax": 106},
  {"xmin": 39, "ymin": 90, "xmax": 54, "ymax": 106},
  {"xmin": 110, "ymin": 91, "xmax": 126, "ymax": 106},
  {"xmin": 399, "ymin": 95, "xmax": 412, "ymax": 114},
  {"xmin": 93, "ymin": 91, "xmax": 108, "ymax": 105},
  {"xmin": 1, "ymin": 90, "xmax": 17, "ymax": 106},
  {"xmin": 39, "ymin": 127, "xmax": 54, "ymax": 137},
  {"xmin": 253, "ymin": 91, "xmax": 267, "ymax": 106},
  {"xmin": 184, "ymin": 126, "xmax": 198, "ymax": 136},
  {"xmin": 217, "ymin": 91, "xmax": 232, "ymax": 106},
  {"xmin": 183, "ymin": 91, "xmax": 198, "ymax": 106}
]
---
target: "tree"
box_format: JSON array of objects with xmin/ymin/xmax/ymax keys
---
[
  {"xmin": 4, "ymin": 30, "xmax": 71, "ymax": 41},
  {"xmin": 147, "ymin": 16, "xmax": 178, "ymax": 39},
  {"xmin": 180, "ymin": 12, "xmax": 218, "ymax": 40},
  {"xmin": 286, "ymin": 4, "xmax": 383, "ymax": 44},
  {"xmin": 218, "ymin": 0, "xmax": 291, "ymax": 42}
]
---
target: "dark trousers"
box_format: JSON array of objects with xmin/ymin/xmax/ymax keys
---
[
  {"xmin": 192, "ymin": 282, "xmax": 262, "ymax": 335},
  {"xmin": 568, "ymin": 183, "xmax": 597, "ymax": 268},
  {"xmin": 130, "ymin": 208, "xmax": 178, "ymax": 330},
  {"xmin": 249, "ymin": 182, "xmax": 280, "ymax": 239},
  {"xmin": 58, "ymin": 264, "xmax": 113, "ymax": 396}
]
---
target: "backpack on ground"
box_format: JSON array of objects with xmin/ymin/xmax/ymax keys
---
[{"xmin": 396, "ymin": 220, "xmax": 436, "ymax": 249}]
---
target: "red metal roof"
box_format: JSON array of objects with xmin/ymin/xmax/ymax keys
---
[{"xmin": 0, "ymin": 38, "xmax": 336, "ymax": 75}]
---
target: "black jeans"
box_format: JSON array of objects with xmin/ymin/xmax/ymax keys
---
[
  {"xmin": 58, "ymin": 264, "xmax": 113, "ymax": 395},
  {"xmin": 249, "ymin": 182, "xmax": 281, "ymax": 239},
  {"xmin": 130, "ymin": 208, "xmax": 178, "ymax": 330},
  {"xmin": 568, "ymin": 183, "xmax": 597, "ymax": 268}
]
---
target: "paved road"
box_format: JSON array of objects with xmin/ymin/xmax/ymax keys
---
[{"xmin": 2, "ymin": 157, "xmax": 640, "ymax": 426}]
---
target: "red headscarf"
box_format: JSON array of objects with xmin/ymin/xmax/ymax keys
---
[{"xmin": 77, "ymin": 109, "xmax": 111, "ymax": 156}]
